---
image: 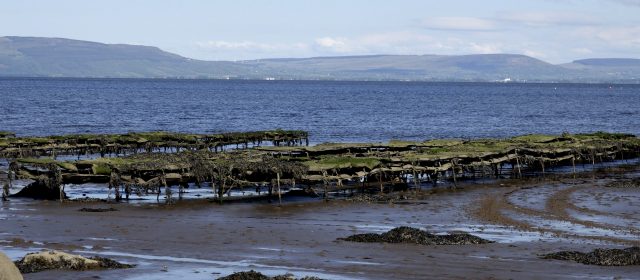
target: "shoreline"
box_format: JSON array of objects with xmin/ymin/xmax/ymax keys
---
[{"xmin": 2, "ymin": 163, "xmax": 640, "ymax": 279}]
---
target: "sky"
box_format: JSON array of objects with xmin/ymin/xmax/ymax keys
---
[{"xmin": 1, "ymin": 0, "xmax": 639, "ymax": 63}]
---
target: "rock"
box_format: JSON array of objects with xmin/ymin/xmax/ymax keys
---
[
  {"xmin": 79, "ymin": 207, "xmax": 118, "ymax": 213},
  {"xmin": 605, "ymin": 178, "xmax": 640, "ymax": 188},
  {"xmin": 346, "ymin": 192, "xmax": 429, "ymax": 203},
  {"xmin": 10, "ymin": 180, "xmax": 66, "ymax": 200},
  {"xmin": 14, "ymin": 250, "xmax": 134, "ymax": 273},
  {"xmin": 543, "ymin": 247, "xmax": 640, "ymax": 266},
  {"xmin": 217, "ymin": 270, "xmax": 270, "ymax": 280},
  {"xmin": 338, "ymin": 226, "xmax": 493, "ymax": 245},
  {"xmin": 216, "ymin": 271, "xmax": 322, "ymax": 280},
  {"xmin": 0, "ymin": 251, "xmax": 23, "ymax": 280}
]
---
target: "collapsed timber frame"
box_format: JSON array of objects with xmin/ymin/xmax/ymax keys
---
[{"xmin": 2, "ymin": 130, "xmax": 639, "ymax": 203}]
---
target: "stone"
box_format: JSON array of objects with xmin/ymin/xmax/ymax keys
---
[
  {"xmin": 0, "ymin": 251, "xmax": 23, "ymax": 280},
  {"xmin": 13, "ymin": 250, "xmax": 134, "ymax": 273},
  {"xmin": 338, "ymin": 226, "xmax": 493, "ymax": 245}
]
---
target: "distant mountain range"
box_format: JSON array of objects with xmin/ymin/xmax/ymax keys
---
[{"xmin": 1, "ymin": 36, "xmax": 639, "ymax": 82}]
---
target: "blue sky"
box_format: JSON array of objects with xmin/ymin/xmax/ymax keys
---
[{"xmin": 1, "ymin": 0, "xmax": 639, "ymax": 63}]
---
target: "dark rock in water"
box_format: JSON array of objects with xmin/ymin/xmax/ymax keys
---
[
  {"xmin": 216, "ymin": 270, "xmax": 322, "ymax": 280},
  {"xmin": 543, "ymin": 247, "xmax": 640, "ymax": 266},
  {"xmin": 346, "ymin": 191, "xmax": 430, "ymax": 203},
  {"xmin": 605, "ymin": 178, "xmax": 640, "ymax": 188},
  {"xmin": 338, "ymin": 226, "xmax": 493, "ymax": 245},
  {"xmin": 10, "ymin": 181, "xmax": 66, "ymax": 200},
  {"xmin": 14, "ymin": 250, "xmax": 134, "ymax": 273},
  {"xmin": 89, "ymin": 256, "xmax": 134, "ymax": 269},
  {"xmin": 79, "ymin": 207, "xmax": 118, "ymax": 213},
  {"xmin": 217, "ymin": 270, "xmax": 270, "ymax": 280},
  {"xmin": 436, "ymin": 232, "xmax": 493, "ymax": 245},
  {"xmin": 340, "ymin": 233, "xmax": 382, "ymax": 243}
]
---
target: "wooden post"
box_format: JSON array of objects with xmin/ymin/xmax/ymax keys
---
[
  {"xmin": 361, "ymin": 170, "xmax": 366, "ymax": 193},
  {"xmin": 322, "ymin": 170, "xmax": 328, "ymax": 201},
  {"xmin": 277, "ymin": 172, "xmax": 282, "ymax": 205},
  {"xmin": 379, "ymin": 171, "xmax": 384, "ymax": 193},
  {"xmin": 211, "ymin": 180, "xmax": 216, "ymax": 199},
  {"xmin": 515, "ymin": 152, "xmax": 522, "ymax": 179},
  {"xmin": 7, "ymin": 168, "xmax": 12, "ymax": 196},
  {"xmin": 432, "ymin": 172, "xmax": 438, "ymax": 187},
  {"xmin": 572, "ymin": 156, "xmax": 576, "ymax": 181},
  {"xmin": 2, "ymin": 182, "xmax": 8, "ymax": 202},
  {"xmin": 451, "ymin": 160, "xmax": 457, "ymax": 187}
]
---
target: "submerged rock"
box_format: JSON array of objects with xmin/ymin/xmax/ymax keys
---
[
  {"xmin": 346, "ymin": 191, "xmax": 431, "ymax": 204},
  {"xmin": 14, "ymin": 250, "xmax": 134, "ymax": 273},
  {"xmin": 79, "ymin": 207, "xmax": 118, "ymax": 212},
  {"xmin": 10, "ymin": 181, "xmax": 66, "ymax": 200},
  {"xmin": 605, "ymin": 178, "xmax": 640, "ymax": 188},
  {"xmin": 0, "ymin": 251, "xmax": 23, "ymax": 280},
  {"xmin": 542, "ymin": 247, "xmax": 640, "ymax": 266},
  {"xmin": 339, "ymin": 226, "xmax": 493, "ymax": 245},
  {"xmin": 216, "ymin": 270, "xmax": 322, "ymax": 280}
]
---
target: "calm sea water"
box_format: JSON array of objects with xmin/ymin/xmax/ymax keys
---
[{"xmin": 0, "ymin": 78, "xmax": 638, "ymax": 143}]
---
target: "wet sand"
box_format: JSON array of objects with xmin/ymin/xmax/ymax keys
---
[{"xmin": 2, "ymin": 167, "xmax": 640, "ymax": 279}]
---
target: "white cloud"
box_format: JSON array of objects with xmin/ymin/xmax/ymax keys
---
[
  {"xmin": 313, "ymin": 37, "xmax": 358, "ymax": 53},
  {"xmin": 469, "ymin": 42, "xmax": 503, "ymax": 54},
  {"xmin": 315, "ymin": 37, "xmax": 345, "ymax": 48},
  {"xmin": 607, "ymin": 0, "xmax": 640, "ymax": 6},
  {"xmin": 420, "ymin": 17, "xmax": 497, "ymax": 31},
  {"xmin": 313, "ymin": 32, "xmax": 436, "ymax": 54},
  {"xmin": 523, "ymin": 49, "xmax": 548, "ymax": 59},
  {"xmin": 575, "ymin": 26, "xmax": 640, "ymax": 47},
  {"xmin": 571, "ymin": 48, "xmax": 594, "ymax": 55},
  {"xmin": 498, "ymin": 11, "xmax": 599, "ymax": 27},
  {"xmin": 197, "ymin": 40, "xmax": 308, "ymax": 52}
]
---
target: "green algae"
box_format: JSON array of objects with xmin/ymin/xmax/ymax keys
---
[
  {"xmin": 306, "ymin": 157, "xmax": 381, "ymax": 171},
  {"xmin": 7, "ymin": 131, "xmax": 640, "ymax": 188}
]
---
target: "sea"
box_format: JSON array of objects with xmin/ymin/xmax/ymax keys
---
[{"xmin": 1, "ymin": 78, "xmax": 639, "ymax": 143}]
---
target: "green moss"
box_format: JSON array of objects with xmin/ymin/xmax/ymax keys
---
[
  {"xmin": 575, "ymin": 131, "xmax": 636, "ymax": 140},
  {"xmin": 422, "ymin": 139, "xmax": 463, "ymax": 147},
  {"xmin": 511, "ymin": 134, "xmax": 559, "ymax": 143},
  {"xmin": 17, "ymin": 157, "xmax": 58, "ymax": 165},
  {"xmin": 16, "ymin": 157, "xmax": 78, "ymax": 171},
  {"xmin": 424, "ymin": 147, "xmax": 451, "ymax": 154},
  {"xmin": 58, "ymin": 162, "xmax": 78, "ymax": 172},
  {"xmin": 0, "ymin": 131, "xmax": 15, "ymax": 138},
  {"xmin": 91, "ymin": 164, "xmax": 112, "ymax": 175},
  {"xmin": 29, "ymin": 138, "xmax": 53, "ymax": 144},
  {"xmin": 388, "ymin": 140, "xmax": 420, "ymax": 147},
  {"xmin": 307, "ymin": 156, "xmax": 381, "ymax": 170}
]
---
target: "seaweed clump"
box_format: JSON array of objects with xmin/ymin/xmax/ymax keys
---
[
  {"xmin": 542, "ymin": 247, "xmax": 640, "ymax": 266},
  {"xmin": 605, "ymin": 178, "xmax": 640, "ymax": 188},
  {"xmin": 338, "ymin": 226, "xmax": 493, "ymax": 245},
  {"xmin": 79, "ymin": 207, "xmax": 118, "ymax": 212},
  {"xmin": 14, "ymin": 250, "xmax": 134, "ymax": 273},
  {"xmin": 217, "ymin": 270, "xmax": 322, "ymax": 280}
]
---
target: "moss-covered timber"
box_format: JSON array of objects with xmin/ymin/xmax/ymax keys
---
[
  {"xmin": 7, "ymin": 131, "xmax": 640, "ymax": 200},
  {"xmin": 0, "ymin": 130, "xmax": 309, "ymax": 158}
]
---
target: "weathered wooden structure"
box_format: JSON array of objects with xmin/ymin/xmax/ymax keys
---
[{"xmin": 2, "ymin": 131, "xmax": 639, "ymax": 203}]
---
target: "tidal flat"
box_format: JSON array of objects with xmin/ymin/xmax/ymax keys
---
[
  {"xmin": 2, "ymin": 131, "xmax": 640, "ymax": 279},
  {"xmin": 2, "ymin": 165, "xmax": 640, "ymax": 279}
]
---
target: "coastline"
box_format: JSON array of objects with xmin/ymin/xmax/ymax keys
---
[{"xmin": 2, "ymin": 163, "xmax": 639, "ymax": 279}]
